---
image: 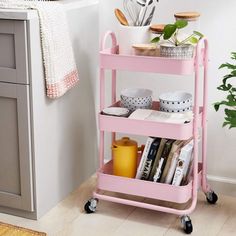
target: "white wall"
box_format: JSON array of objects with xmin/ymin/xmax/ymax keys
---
[{"xmin": 99, "ymin": 0, "xmax": 236, "ymax": 196}]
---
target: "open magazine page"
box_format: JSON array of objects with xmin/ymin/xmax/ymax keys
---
[{"xmin": 129, "ymin": 109, "xmax": 193, "ymax": 124}]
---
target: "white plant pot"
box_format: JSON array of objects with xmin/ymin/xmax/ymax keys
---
[
  {"xmin": 117, "ymin": 25, "xmax": 151, "ymax": 55},
  {"xmin": 160, "ymin": 43, "xmax": 194, "ymax": 59}
]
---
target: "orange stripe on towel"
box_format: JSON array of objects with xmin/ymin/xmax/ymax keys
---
[{"xmin": 46, "ymin": 70, "xmax": 79, "ymax": 98}]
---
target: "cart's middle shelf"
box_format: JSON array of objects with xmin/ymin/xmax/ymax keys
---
[{"xmin": 99, "ymin": 101, "xmax": 203, "ymax": 140}]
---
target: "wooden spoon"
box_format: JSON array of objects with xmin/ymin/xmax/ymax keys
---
[{"xmin": 114, "ymin": 8, "xmax": 129, "ymax": 26}]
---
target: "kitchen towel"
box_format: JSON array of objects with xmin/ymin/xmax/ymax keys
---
[{"xmin": 0, "ymin": 0, "xmax": 79, "ymax": 98}]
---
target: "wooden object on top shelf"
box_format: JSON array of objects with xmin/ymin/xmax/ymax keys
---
[
  {"xmin": 150, "ymin": 24, "xmax": 166, "ymax": 34},
  {"xmin": 174, "ymin": 12, "xmax": 200, "ymax": 21},
  {"xmin": 114, "ymin": 8, "xmax": 129, "ymax": 26}
]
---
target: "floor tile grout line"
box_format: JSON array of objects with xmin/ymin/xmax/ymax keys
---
[{"xmin": 215, "ymin": 213, "xmax": 233, "ymax": 236}]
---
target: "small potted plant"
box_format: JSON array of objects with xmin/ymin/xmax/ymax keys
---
[
  {"xmin": 151, "ymin": 20, "xmax": 204, "ymax": 59},
  {"xmin": 214, "ymin": 52, "xmax": 236, "ymax": 128}
]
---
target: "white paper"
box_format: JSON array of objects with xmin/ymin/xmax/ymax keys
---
[{"xmin": 129, "ymin": 109, "xmax": 193, "ymax": 124}]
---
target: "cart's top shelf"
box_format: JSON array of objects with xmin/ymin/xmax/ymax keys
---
[{"xmin": 100, "ymin": 31, "xmax": 208, "ymax": 76}]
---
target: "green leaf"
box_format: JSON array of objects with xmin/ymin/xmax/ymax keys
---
[
  {"xmin": 223, "ymin": 121, "xmax": 230, "ymax": 127},
  {"xmin": 175, "ymin": 20, "xmax": 188, "ymax": 29},
  {"xmin": 222, "ymin": 109, "xmax": 236, "ymax": 128},
  {"xmin": 230, "ymin": 124, "xmax": 236, "ymax": 129},
  {"xmin": 214, "ymin": 103, "xmax": 220, "ymax": 111},
  {"xmin": 219, "ymin": 63, "xmax": 236, "ymax": 70},
  {"xmin": 193, "ymin": 31, "xmax": 204, "ymax": 38},
  {"xmin": 231, "ymin": 52, "xmax": 236, "ymax": 60},
  {"xmin": 214, "ymin": 100, "xmax": 236, "ymax": 109},
  {"xmin": 227, "ymin": 94, "xmax": 236, "ymax": 102},
  {"xmin": 225, "ymin": 108, "xmax": 236, "ymax": 118},
  {"xmin": 231, "ymin": 70, "xmax": 236, "ymax": 75},
  {"xmin": 223, "ymin": 74, "xmax": 236, "ymax": 80},
  {"xmin": 151, "ymin": 37, "xmax": 160, "ymax": 43},
  {"xmin": 188, "ymin": 36, "xmax": 198, "ymax": 44},
  {"xmin": 222, "ymin": 83, "xmax": 232, "ymax": 90},
  {"xmin": 163, "ymin": 24, "xmax": 177, "ymax": 40},
  {"xmin": 217, "ymin": 84, "xmax": 230, "ymax": 91}
]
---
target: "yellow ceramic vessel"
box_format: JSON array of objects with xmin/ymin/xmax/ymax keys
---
[{"xmin": 112, "ymin": 137, "xmax": 138, "ymax": 178}]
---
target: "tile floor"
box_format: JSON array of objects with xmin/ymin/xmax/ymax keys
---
[{"xmin": 0, "ymin": 175, "xmax": 236, "ymax": 236}]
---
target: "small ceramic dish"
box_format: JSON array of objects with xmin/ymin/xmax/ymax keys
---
[
  {"xmin": 102, "ymin": 107, "xmax": 130, "ymax": 117},
  {"xmin": 159, "ymin": 91, "xmax": 192, "ymax": 113},
  {"xmin": 120, "ymin": 88, "xmax": 153, "ymax": 112}
]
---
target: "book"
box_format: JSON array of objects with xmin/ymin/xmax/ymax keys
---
[
  {"xmin": 153, "ymin": 139, "xmax": 175, "ymax": 182},
  {"xmin": 128, "ymin": 109, "xmax": 193, "ymax": 124},
  {"xmin": 164, "ymin": 139, "xmax": 192, "ymax": 184},
  {"xmin": 148, "ymin": 138, "xmax": 167, "ymax": 181},
  {"xmin": 172, "ymin": 140, "xmax": 194, "ymax": 186},
  {"xmin": 164, "ymin": 151, "xmax": 180, "ymax": 184},
  {"xmin": 140, "ymin": 138, "xmax": 161, "ymax": 180},
  {"xmin": 182, "ymin": 154, "xmax": 194, "ymax": 185},
  {"xmin": 135, "ymin": 137, "xmax": 155, "ymax": 179},
  {"xmin": 160, "ymin": 140, "xmax": 183, "ymax": 183}
]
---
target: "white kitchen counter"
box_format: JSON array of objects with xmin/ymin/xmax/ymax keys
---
[
  {"xmin": 0, "ymin": 0, "xmax": 99, "ymax": 219},
  {"xmin": 0, "ymin": 0, "xmax": 99, "ymax": 20}
]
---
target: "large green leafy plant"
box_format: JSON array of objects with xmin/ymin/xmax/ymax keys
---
[
  {"xmin": 151, "ymin": 20, "xmax": 203, "ymax": 46},
  {"xmin": 214, "ymin": 52, "xmax": 236, "ymax": 129}
]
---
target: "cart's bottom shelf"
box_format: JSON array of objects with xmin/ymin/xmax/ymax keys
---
[{"xmin": 97, "ymin": 160, "xmax": 202, "ymax": 204}]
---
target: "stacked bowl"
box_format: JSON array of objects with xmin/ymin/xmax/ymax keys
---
[{"xmin": 120, "ymin": 88, "xmax": 153, "ymax": 112}]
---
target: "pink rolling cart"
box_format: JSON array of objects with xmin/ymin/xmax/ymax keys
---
[{"xmin": 84, "ymin": 31, "xmax": 218, "ymax": 234}]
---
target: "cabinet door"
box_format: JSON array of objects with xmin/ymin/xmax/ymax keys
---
[
  {"xmin": 0, "ymin": 20, "xmax": 28, "ymax": 84},
  {"xmin": 0, "ymin": 82, "xmax": 33, "ymax": 211}
]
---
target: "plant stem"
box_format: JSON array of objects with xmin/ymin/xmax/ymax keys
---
[{"xmin": 167, "ymin": 38, "xmax": 175, "ymax": 45}]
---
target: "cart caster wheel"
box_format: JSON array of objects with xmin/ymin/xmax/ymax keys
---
[
  {"xmin": 84, "ymin": 198, "xmax": 98, "ymax": 214},
  {"xmin": 206, "ymin": 191, "xmax": 218, "ymax": 204},
  {"xmin": 181, "ymin": 215, "xmax": 193, "ymax": 234}
]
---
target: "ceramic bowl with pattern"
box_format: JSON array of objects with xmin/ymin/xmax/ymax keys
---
[
  {"xmin": 120, "ymin": 88, "xmax": 153, "ymax": 112},
  {"xmin": 160, "ymin": 43, "xmax": 194, "ymax": 59},
  {"xmin": 159, "ymin": 91, "xmax": 192, "ymax": 113}
]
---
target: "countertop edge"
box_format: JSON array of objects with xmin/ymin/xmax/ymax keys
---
[{"xmin": 0, "ymin": 0, "xmax": 99, "ymax": 20}]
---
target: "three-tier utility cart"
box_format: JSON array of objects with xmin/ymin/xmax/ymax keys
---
[{"xmin": 84, "ymin": 31, "xmax": 218, "ymax": 234}]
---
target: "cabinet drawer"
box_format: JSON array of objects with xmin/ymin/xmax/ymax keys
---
[
  {"xmin": 0, "ymin": 20, "xmax": 28, "ymax": 84},
  {"xmin": 0, "ymin": 82, "xmax": 33, "ymax": 211}
]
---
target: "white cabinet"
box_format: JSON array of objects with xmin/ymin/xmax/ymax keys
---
[{"xmin": 0, "ymin": 0, "xmax": 99, "ymax": 219}]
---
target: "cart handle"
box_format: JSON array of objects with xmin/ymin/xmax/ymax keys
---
[{"xmin": 101, "ymin": 31, "xmax": 118, "ymax": 51}]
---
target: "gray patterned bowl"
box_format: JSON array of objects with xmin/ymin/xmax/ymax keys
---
[
  {"xmin": 120, "ymin": 88, "xmax": 153, "ymax": 112},
  {"xmin": 160, "ymin": 43, "xmax": 194, "ymax": 59},
  {"xmin": 159, "ymin": 91, "xmax": 192, "ymax": 113}
]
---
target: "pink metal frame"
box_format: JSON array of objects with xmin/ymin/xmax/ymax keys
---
[{"xmin": 95, "ymin": 31, "xmax": 211, "ymax": 216}]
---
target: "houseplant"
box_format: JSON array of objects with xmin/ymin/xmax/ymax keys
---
[
  {"xmin": 214, "ymin": 52, "xmax": 236, "ymax": 129},
  {"xmin": 151, "ymin": 20, "xmax": 204, "ymax": 59}
]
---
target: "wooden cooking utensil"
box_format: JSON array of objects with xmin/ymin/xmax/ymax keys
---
[{"xmin": 114, "ymin": 8, "xmax": 129, "ymax": 26}]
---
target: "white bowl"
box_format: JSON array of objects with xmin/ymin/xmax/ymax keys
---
[
  {"xmin": 159, "ymin": 91, "xmax": 192, "ymax": 113},
  {"xmin": 120, "ymin": 88, "xmax": 153, "ymax": 112}
]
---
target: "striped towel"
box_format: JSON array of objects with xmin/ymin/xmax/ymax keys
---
[{"xmin": 0, "ymin": 0, "xmax": 79, "ymax": 98}]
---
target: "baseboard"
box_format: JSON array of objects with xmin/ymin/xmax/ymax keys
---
[{"xmin": 207, "ymin": 175, "xmax": 236, "ymax": 198}]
